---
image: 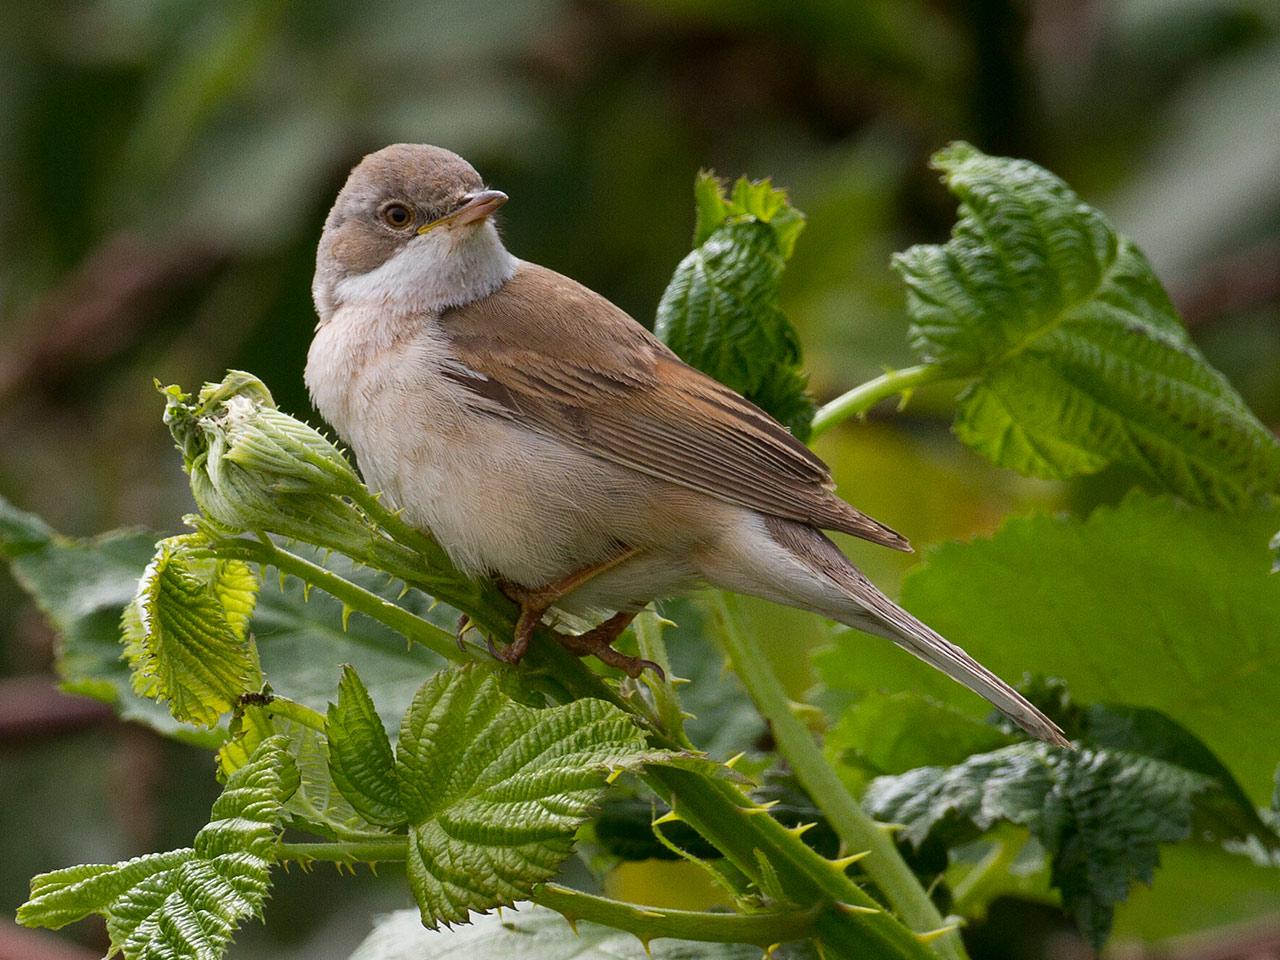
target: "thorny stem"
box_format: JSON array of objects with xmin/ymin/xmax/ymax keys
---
[
  {"xmin": 809, "ymin": 364, "xmax": 958, "ymax": 438},
  {"xmin": 709, "ymin": 594, "xmax": 967, "ymax": 960},
  {"xmin": 534, "ymin": 883, "xmax": 820, "ymax": 947},
  {"xmin": 212, "ymin": 536, "xmax": 466, "ymax": 664},
  {"xmin": 634, "ymin": 609, "xmax": 692, "ymax": 748},
  {"xmin": 273, "ymin": 840, "xmax": 819, "ymax": 946}
]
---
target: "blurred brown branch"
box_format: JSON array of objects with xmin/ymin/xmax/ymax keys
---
[
  {"xmin": 0, "ymin": 232, "xmax": 224, "ymax": 403},
  {"xmin": 0, "ymin": 675, "xmax": 113, "ymax": 742}
]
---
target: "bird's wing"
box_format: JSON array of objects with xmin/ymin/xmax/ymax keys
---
[{"xmin": 438, "ymin": 262, "xmax": 909, "ymax": 550}]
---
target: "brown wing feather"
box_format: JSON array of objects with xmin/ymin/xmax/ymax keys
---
[{"xmin": 440, "ymin": 263, "xmax": 910, "ymax": 551}]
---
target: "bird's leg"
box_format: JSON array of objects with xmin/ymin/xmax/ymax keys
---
[
  {"xmin": 493, "ymin": 546, "xmax": 641, "ymax": 666},
  {"xmin": 555, "ymin": 610, "xmax": 662, "ymax": 680}
]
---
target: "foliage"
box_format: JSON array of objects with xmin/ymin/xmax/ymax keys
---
[
  {"xmin": 5, "ymin": 148, "xmax": 1279, "ymax": 960},
  {"xmin": 393, "ymin": 667, "xmax": 658, "ymax": 927},
  {"xmin": 895, "ymin": 142, "xmax": 1280, "ymax": 507},
  {"xmin": 864, "ymin": 698, "xmax": 1280, "ymax": 947},
  {"xmin": 17, "ymin": 737, "xmax": 297, "ymax": 960},
  {"xmin": 347, "ymin": 905, "xmax": 787, "ymax": 960},
  {"xmin": 656, "ymin": 173, "xmax": 816, "ymax": 437}
]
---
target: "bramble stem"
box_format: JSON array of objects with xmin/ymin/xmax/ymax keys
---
[
  {"xmin": 273, "ymin": 840, "xmax": 818, "ymax": 946},
  {"xmin": 213, "ymin": 537, "xmax": 466, "ymax": 664},
  {"xmin": 709, "ymin": 594, "xmax": 966, "ymax": 960},
  {"xmin": 534, "ymin": 883, "xmax": 819, "ymax": 946},
  {"xmin": 276, "ymin": 839, "xmax": 407, "ymax": 863},
  {"xmin": 809, "ymin": 364, "xmax": 956, "ymax": 438},
  {"xmin": 634, "ymin": 609, "xmax": 691, "ymax": 746}
]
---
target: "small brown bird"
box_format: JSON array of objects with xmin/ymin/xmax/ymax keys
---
[{"xmin": 306, "ymin": 143, "xmax": 1067, "ymax": 746}]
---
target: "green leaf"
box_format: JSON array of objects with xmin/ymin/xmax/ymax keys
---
[
  {"xmin": 894, "ymin": 142, "xmax": 1280, "ymax": 507},
  {"xmin": 0, "ymin": 495, "xmax": 55, "ymax": 558},
  {"xmin": 0, "ymin": 498, "xmax": 216, "ymax": 743},
  {"xmin": 657, "ymin": 173, "xmax": 815, "ymax": 438},
  {"xmin": 249, "ymin": 545, "xmax": 447, "ymax": 727},
  {"xmin": 815, "ymin": 493, "xmax": 1280, "ymax": 802},
  {"xmin": 219, "ymin": 701, "xmax": 380, "ymax": 840},
  {"xmin": 4, "ymin": 493, "xmax": 445, "ymax": 744},
  {"xmin": 865, "ymin": 743, "xmax": 1222, "ymax": 947},
  {"xmin": 122, "ymin": 534, "xmax": 260, "ymax": 727},
  {"xmin": 395, "ymin": 665, "xmax": 657, "ymax": 927},
  {"xmin": 327, "ymin": 665, "xmax": 406, "ymax": 827},
  {"xmin": 826, "ymin": 691, "xmax": 1013, "ymax": 795},
  {"xmin": 18, "ymin": 736, "xmax": 296, "ymax": 960},
  {"xmin": 347, "ymin": 905, "xmax": 777, "ymax": 960}
]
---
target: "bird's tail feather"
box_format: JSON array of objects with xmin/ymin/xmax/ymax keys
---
[{"xmin": 835, "ymin": 581, "xmax": 1069, "ymax": 747}]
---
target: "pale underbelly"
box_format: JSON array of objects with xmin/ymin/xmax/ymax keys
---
[{"xmin": 352, "ymin": 409, "xmax": 719, "ymax": 616}]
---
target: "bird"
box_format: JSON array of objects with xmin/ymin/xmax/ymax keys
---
[{"xmin": 305, "ymin": 143, "xmax": 1068, "ymax": 747}]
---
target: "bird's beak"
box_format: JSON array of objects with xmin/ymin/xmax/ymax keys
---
[{"xmin": 419, "ymin": 189, "xmax": 508, "ymax": 234}]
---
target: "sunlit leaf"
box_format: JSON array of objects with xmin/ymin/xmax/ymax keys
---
[
  {"xmin": 122, "ymin": 534, "xmax": 259, "ymax": 728},
  {"xmin": 18, "ymin": 737, "xmax": 296, "ymax": 960},
  {"xmin": 396, "ymin": 666, "xmax": 659, "ymax": 927},
  {"xmin": 895, "ymin": 142, "xmax": 1280, "ymax": 507},
  {"xmin": 815, "ymin": 494, "xmax": 1280, "ymax": 802}
]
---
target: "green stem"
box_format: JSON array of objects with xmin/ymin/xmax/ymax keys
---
[
  {"xmin": 634, "ymin": 609, "xmax": 691, "ymax": 747},
  {"xmin": 260, "ymin": 696, "xmax": 328, "ymax": 734},
  {"xmin": 214, "ymin": 537, "xmax": 466, "ymax": 664},
  {"xmin": 809, "ymin": 364, "xmax": 956, "ymax": 438},
  {"xmin": 535, "ymin": 883, "xmax": 819, "ymax": 947},
  {"xmin": 276, "ymin": 839, "xmax": 408, "ymax": 863},
  {"xmin": 950, "ymin": 834, "xmax": 1027, "ymax": 916},
  {"xmin": 709, "ymin": 594, "xmax": 965, "ymax": 960},
  {"xmin": 273, "ymin": 840, "xmax": 818, "ymax": 947}
]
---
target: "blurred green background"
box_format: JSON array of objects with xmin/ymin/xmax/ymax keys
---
[{"xmin": 2, "ymin": 1, "xmax": 1278, "ymax": 957}]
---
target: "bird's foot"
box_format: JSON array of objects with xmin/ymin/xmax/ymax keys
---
[{"xmin": 556, "ymin": 611, "xmax": 663, "ymax": 680}]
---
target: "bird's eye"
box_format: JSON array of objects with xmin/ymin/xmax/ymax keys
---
[{"xmin": 379, "ymin": 202, "xmax": 415, "ymax": 229}]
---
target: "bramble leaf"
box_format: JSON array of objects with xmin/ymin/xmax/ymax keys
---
[
  {"xmin": 895, "ymin": 142, "xmax": 1280, "ymax": 507},
  {"xmin": 18, "ymin": 736, "xmax": 296, "ymax": 960},
  {"xmin": 826, "ymin": 690, "xmax": 1012, "ymax": 794},
  {"xmin": 122, "ymin": 534, "xmax": 260, "ymax": 727},
  {"xmin": 327, "ymin": 665, "xmax": 406, "ymax": 827},
  {"xmin": 0, "ymin": 494, "xmax": 55, "ymax": 558},
  {"xmin": 0, "ymin": 496, "xmax": 211, "ymax": 741},
  {"xmin": 2, "ymin": 493, "xmax": 446, "ymax": 744},
  {"xmin": 395, "ymin": 665, "xmax": 658, "ymax": 927},
  {"xmin": 657, "ymin": 172, "xmax": 815, "ymax": 438},
  {"xmin": 863, "ymin": 692, "xmax": 1280, "ymax": 948}
]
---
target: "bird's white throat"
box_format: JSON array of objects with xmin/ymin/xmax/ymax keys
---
[{"xmin": 330, "ymin": 220, "xmax": 517, "ymax": 317}]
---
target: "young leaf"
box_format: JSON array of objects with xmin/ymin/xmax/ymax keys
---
[
  {"xmin": 18, "ymin": 736, "xmax": 297, "ymax": 960},
  {"xmin": 122, "ymin": 534, "xmax": 260, "ymax": 727},
  {"xmin": 327, "ymin": 665, "xmax": 406, "ymax": 827},
  {"xmin": 656, "ymin": 172, "xmax": 816, "ymax": 438},
  {"xmin": 395, "ymin": 665, "xmax": 659, "ymax": 927},
  {"xmin": 895, "ymin": 142, "xmax": 1280, "ymax": 507},
  {"xmin": 220, "ymin": 701, "xmax": 381, "ymax": 840}
]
